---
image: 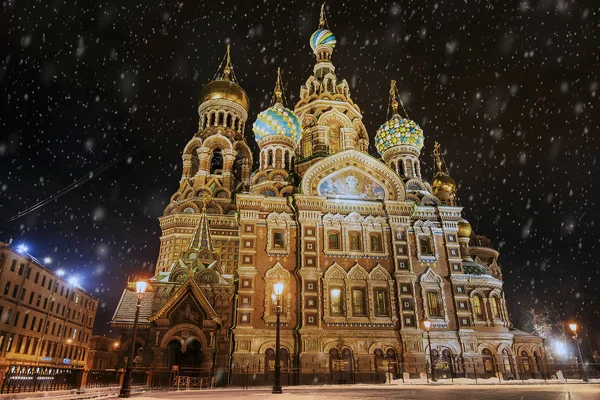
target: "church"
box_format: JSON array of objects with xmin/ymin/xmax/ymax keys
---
[{"xmin": 111, "ymin": 6, "xmax": 545, "ymax": 385}]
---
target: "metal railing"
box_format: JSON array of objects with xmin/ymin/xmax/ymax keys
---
[
  {"xmin": 0, "ymin": 365, "xmax": 76, "ymax": 394},
  {"xmin": 0, "ymin": 361, "xmax": 597, "ymax": 393}
]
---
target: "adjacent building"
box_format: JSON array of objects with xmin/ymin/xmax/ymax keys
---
[
  {"xmin": 0, "ymin": 242, "xmax": 98, "ymax": 369},
  {"xmin": 111, "ymin": 6, "xmax": 545, "ymax": 385}
]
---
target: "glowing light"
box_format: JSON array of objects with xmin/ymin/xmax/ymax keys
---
[
  {"xmin": 68, "ymin": 276, "xmax": 79, "ymax": 287},
  {"xmin": 331, "ymin": 288, "xmax": 341, "ymax": 300},
  {"xmin": 43, "ymin": 257, "xmax": 52, "ymax": 264},
  {"xmin": 56, "ymin": 269, "xmax": 65, "ymax": 277},
  {"xmin": 553, "ymin": 341, "xmax": 567, "ymax": 357},
  {"xmin": 135, "ymin": 281, "xmax": 148, "ymax": 294},
  {"xmin": 16, "ymin": 244, "xmax": 28, "ymax": 253},
  {"xmin": 569, "ymin": 323, "xmax": 577, "ymax": 334},
  {"xmin": 273, "ymin": 282, "xmax": 284, "ymax": 296},
  {"xmin": 423, "ymin": 319, "xmax": 432, "ymax": 331}
]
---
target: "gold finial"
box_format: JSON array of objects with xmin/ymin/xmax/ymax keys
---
[
  {"xmin": 390, "ymin": 79, "xmax": 399, "ymax": 115},
  {"xmin": 201, "ymin": 193, "xmax": 210, "ymax": 212},
  {"xmin": 319, "ymin": 3, "xmax": 326, "ymax": 28},
  {"xmin": 274, "ymin": 67, "xmax": 283, "ymax": 104},
  {"xmin": 223, "ymin": 44, "xmax": 232, "ymax": 80},
  {"xmin": 433, "ymin": 141, "xmax": 443, "ymax": 172}
]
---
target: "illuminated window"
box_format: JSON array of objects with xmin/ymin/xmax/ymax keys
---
[
  {"xmin": 328, "ymin": 232, "xmax": 340, "ymax": 250},
  {"xmin": 374, "ymin": 289, "xmax": 388, "ymax": 316},
  {"xmin": 351, "ymin": 289, "xmax": 366, "ymax": 316},
  {"xmin": 349, "ymin": 232, "xmax": 362, "ymax": 251},
  {"xmin": 473, "ymin": 295, "xmax": 483, "ymax": 318},
  {"xmin": 491, "ymin": 297, "xmax": 500, "ymax": 317},
  {"xmin": 427, "ymin": 292, "xmax": 440, "ymax": 317},
  {"xmin": 370, "ymin": 234, "xmax": 382, "ymax": 252},
  {"xmin": 330, "ymin": 288, "xmax": 343, "ymax": 315},
  {"xmin": 273, "ymin": 231, "xmax": 285, "ymax": 249}
]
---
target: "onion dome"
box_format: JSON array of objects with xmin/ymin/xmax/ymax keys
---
[
  {"xmin": 310, "ymin": 4, "xmax": 336, "ymax": 54},
  {"xmin": 375, "ymin": 80, "xmax": 424, "ymax": 155},
  {"xmin": 252, "ymin": 68, "xmax": 302, "ymax": 143},
  {"xmin": 457, "ymin": 218, "xmax": 472, "ymax": 238},
  {"xmin": 199, "ymin": 44, "xmax": 249, "ymax": 112},
  {"xmin": 310, "ymin": 29, "xmax": 336, "ymax": 52}
]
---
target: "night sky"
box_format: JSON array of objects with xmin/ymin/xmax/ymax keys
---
[{"xmin": 1, "ymin": 1, "xmax": 598, "ymax": 336}]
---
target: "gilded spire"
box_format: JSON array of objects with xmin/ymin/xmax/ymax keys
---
[
  {"xmin": 319, "ymin": 3, "xmax": 326, "ymax": 28},
  {"xmin": 223, "ymin": 44, "xmax": 232, "ymax": 80},
  {"xmin": 188, "ymin": 194, "xmax": 214, "ymax": 252},
  {"xmin": 390, "ymin": 80, "xmax": 399, "ymax": 115},
  {"xmin": 433, "ymin": 141, "xmax": 443, "ymax": 172},
  {"xmin": 274, "ymin": 67, "xmax": 283, "ymax": 104}
]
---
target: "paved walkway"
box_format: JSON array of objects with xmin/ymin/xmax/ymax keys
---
[{"xmin": 132, "ymin": 383, "xmax": 600, "ymax": 400}]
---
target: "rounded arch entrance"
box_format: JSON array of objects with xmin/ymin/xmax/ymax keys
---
[
  {"xmin": 329, "ymin": 348, "xmax": 354, "ymax": 384},
  {"xmin": 160, "ymin": 324, "xmax": 208, "ymax": 368}
]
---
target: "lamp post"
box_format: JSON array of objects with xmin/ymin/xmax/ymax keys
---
[
  {"xmin": 119, "ymin": 281, "xmax": 148, "ymax": 398},
  {"xmin": 272, "ymin": 282, "xmax": 284, "ymax": 394},
  {"xmin": 569, "ymin": 323, "xmax": 589, "ymax": 382},
  {"xmin": 423, "ymin": 319, "xmax": 437, "ymax": 382}
]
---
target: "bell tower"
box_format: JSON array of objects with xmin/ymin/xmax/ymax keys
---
[
  {"xmin": 155, "ymin": 45, "xmax": 252, "ymax": 275},
  {"xmin": 294, "ymin": 4, "xmax": 369, "ymax": 175}
]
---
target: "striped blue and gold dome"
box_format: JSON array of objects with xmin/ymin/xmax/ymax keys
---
[
  {"xmin": 374, "ymin": 116, "xmax": 424, "ymax": 155},
  {"xmin": 310, "ymin": 29, "xmax": 336, "ymax": 52},
  {"xmin": 253, "ymin": 103, "xmax": 302, "ymax": 143}
]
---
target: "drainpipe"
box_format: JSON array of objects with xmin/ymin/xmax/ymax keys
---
[{"xmin": 290, "ymin": 194, "xmax": 303, "ymax": 386}]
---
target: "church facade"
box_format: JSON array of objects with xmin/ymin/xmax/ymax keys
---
[{"xmin": 111, "ymin": 7, "xmax": 545, "ymax": 385}]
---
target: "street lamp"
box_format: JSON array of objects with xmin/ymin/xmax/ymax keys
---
[
  {"xmin": 568, "ymin": 323, "xmax": 589, "ymax": 382},
  {"xmin": 272, "ymin": 282, "xmax": 284, "ymax": 394},
  {"xmin": 423, "ymin": 319, "xmax": 437, "ymax": 382},
  {"xmin": 119, "ymin": 281, "xmax": 148, "ymax": 398}
]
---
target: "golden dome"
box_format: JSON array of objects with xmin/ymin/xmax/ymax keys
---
[
  {"xmin": 457, "ymin": 219, "xmax": 472, "ymax": 238},
  {"xmin": 431, "ymin": 171, "xmax": 457, "ymax": 196},
  {"xmin": 199, "ymin": 78, "xmax": 249, "ymax": 112}
]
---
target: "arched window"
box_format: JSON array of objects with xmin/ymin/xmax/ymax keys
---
[
  {"xmin": 520, "ymin": 350, "xmax": 531, "ymax": 372},
  {"xmin": 210, "ymin": 148, "xmax": 223, "ymax": 174},
  {"xmin": 349, "ymin": 232, "xmax": 362, "ymax": 251},
  {"xmin": 328, "ymin": 232, "xmax": 340, "ymax": 250},
  {"xmin": 419, "ymin": 236, "xmax": 433, "ymax": 255},
  {"xmin": 330, "ymin": 287, "xmax": 343, "ymax": 315},
  {"xmin": 267, "ymin": 150, "xmax": 274, "ymax": 167},
  {"xmin": 473, "ymin": 295, "xmax": 483, "ymax": 318},
  {"xmin": 427, "ymin": 291, "xmax": 440, "ymax": 317},
  {"xmin": 374, "ymin": 289, "xmax": 388, "ymax": 316},
  {"xmin": 491, "ymin": 296, "xmax": 500, "ymax": 317},
  {"xmin": 370, "ymin": 234, "xmax": 382, "ymax": 252},
  {"xmin": 502, "ymin": 349, "xmax": 513, "ymax": 373},
  {"xmin": 351, "ymin": 288, "xmax": 366, "ymax": 316},
  {"xmin": 398, "ymin": 160, "xmax": 405, "ymax": 176},
  {"xmin": 482, "ymin": 348, "xmax": 494, "ymax": 373}
]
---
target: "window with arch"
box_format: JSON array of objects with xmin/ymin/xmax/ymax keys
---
[
  {"xmin": 210, "ymin": 148, "xmax": 223, "ymax": 174},
  {"xmin": 419, "ymin": 236, "xmax": 433, "ymax": 255},
  {"xmin": 374, "ymin": 289, "xmax": 389, "ymax": 316},
  {"xmin": 370, "ymin": 233, "xmax": 383, "ymax": 252},
  {"xmin": 427, "ymin": 291, "xmax": 441, "ymax": 317},
  {"xmin": 328, "ymin": 232, "xmax": 340, "ymax": 250},
  {"xmin": 520, "ymin": 350, "xmax": 531, "ymax": 372},
  {"xmin": 473, "ymin": 295, "xmax": 484, "ymax": 319},
  {"xmin": 491, "ymin": 296, "xmax": 500, "ymax": 317},
  {"xmin": 502, "ymin": 348, "xmax": 513, "ymax": 373},
  {"xmin": 351, "ymin": 288, "xmax": 366, "ymax": 316},
  {"xmin": 398, "ymin": 160, "xmax": 405, "ymax": 176},
  {"xmin": 482, "ymin": 348, "xmax": 495, "ymax": 373},
  {"xmin": 330, "ymin": 287, "xmax": 344, "ymax": 315},
  {"xmin": 273, "ymin": 231, "xmax": 285, "ymax": 249},
  {"xmin": 349, "ymin": 232, "xmax": 362, "ymax": 251}
]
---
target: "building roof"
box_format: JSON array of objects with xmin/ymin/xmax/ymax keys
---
[{"xmin": 110, "ymin": 289, "xmax": 155, "ymax": 327}]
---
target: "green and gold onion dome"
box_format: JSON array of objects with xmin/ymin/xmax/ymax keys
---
[
  {"xmin": 375, "ymin": 115, "xmax": 424, "ymax": 155},
  {"xmin": 252, "ymin": 68, "xmax": 302, "ymax": 144},
  {"xmin": 253, "ymin": 102, "xmax": 302, "ymax": 143},
  {"xmin": 310, "ymin": 28, "xmax": 336, "ymax": 53}
]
